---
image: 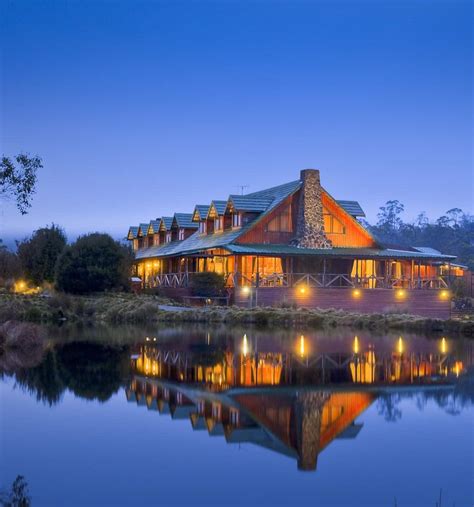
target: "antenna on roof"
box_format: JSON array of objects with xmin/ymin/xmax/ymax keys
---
[{"xmin": 235, "ymin": 185, "xmax": 249, "ymax": 195}]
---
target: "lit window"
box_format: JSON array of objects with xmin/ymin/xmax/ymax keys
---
[
  {"xmin": 178, "ymin": 229, "xmax": 185, "ymax": 241},
  {"xmin": 232, "ymin": 213, "xmax": 242, "ymax": 228},
  {"xmin": 212, "ymin": 403, "xmax": 221, "ymax": 420},
  {"xmin": 229, "ymin": 408, "xmax": 239, "ymax": 426},
  {"xmin": 266, "ymin": 206, "xmax": 292, "ymax": 232},
  {"xmin": 199, "ymin": 221, "xmax": 207, "ymax": 234},
  {"xmin": 166, "ymin": 232, "xmax": 172, "ymax": 243},
  {"xmin": 323, "ymin": 208, "xmax": 346, "ymax": 234}
]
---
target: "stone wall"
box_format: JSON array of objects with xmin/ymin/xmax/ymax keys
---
[{"xmin": 293, "ymin": 169, "xmax": 332, "ymax": 249}]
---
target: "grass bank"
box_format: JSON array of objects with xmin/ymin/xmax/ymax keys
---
[
  {"xmin": 0, "ymin": 293, "xmax": 174, "ymax": 324},
  {"xmin": 152, "ymin": 306, "xmax": 474, "ymax": 337},
  {"xmin": 0, "ymin": 293, "xmax": 472, "ymax": 336}
]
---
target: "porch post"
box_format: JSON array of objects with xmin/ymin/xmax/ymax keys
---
[
  {"xmin": 323, "ymin": 258, "xmax": 327, "ymax": 287},
  {"xmin": 411, "ymin": 260, "xmax": 414, "ymax": 289},
  {"xmin": 233, "ymin": 255, "xmax": 238, "ymax": 287},
  {"xmin": 256, "ymin": 256, "xmax": 260, "ymax": 288},
  {"xmin": 385, "ymin": 260, "xmax": 390, "ymax": 288},
  {"xmin": 288, "ymin": 257, "xmax": 295, "ymax": 287}
]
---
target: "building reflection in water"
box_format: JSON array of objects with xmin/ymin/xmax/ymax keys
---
[{"xmin": 127, "ymin": 333, "xmax": 471, "ymax": 471}]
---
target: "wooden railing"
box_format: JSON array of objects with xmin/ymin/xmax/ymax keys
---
[{"xmin": 143, "ymin": 272, "xmax": 450, "ymax": 290}]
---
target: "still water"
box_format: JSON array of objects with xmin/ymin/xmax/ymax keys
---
[{"xmin": 1, "ymin": 324, "xmax": 473, "ymax": 506}]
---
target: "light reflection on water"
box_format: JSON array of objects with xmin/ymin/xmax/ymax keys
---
[{"xmin": 1, "ymin": 325, "xmax": 473, "ymax": 506}]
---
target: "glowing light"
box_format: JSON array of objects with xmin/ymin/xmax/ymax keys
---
[
  {"xmin": 298, "ymin": 285, "xmax": 308, "ymax": 295},
  {"xmin": 454, "ymin": 361, "xmax": 462, "ymax": 377},
  {"xmin": 397, "ymin": 337, "xmax": 404, "ymax": 355},
  {"xmin": 14, "ymin": 280, "xmax": 28, "ymax": 293},
  {"xmin": 352, "ymin": 289, "xmax": 361, "ymax": 298},
  {"xmin": 395, "ymin": 289, "xmax": 406, "ymax": 299},
  {"xmin": 242, "ymin": 334, "xmax": 249, "ymax": 356},
  {"xmin": 241, "ymin": 286, "xmax": 250, "ymax": 296},
  {"xmin": 440, "ymin": 290, "xmax": 450, "ymax": 300},
  {"xmin": 353, "ymin": 336, "xmax": 360, "ymax": 354},
  {"xmin": 441, "ymin": 337, "xmax": 447, "ymax": 354},
  {"xmin": 299, "ymin": 335, "xmax": 305, "ymax": 357}
]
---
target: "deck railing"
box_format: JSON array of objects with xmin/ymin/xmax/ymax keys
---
[{"xmin": 143, "ymin": 271, "xmax": 451, "ymax": 290}]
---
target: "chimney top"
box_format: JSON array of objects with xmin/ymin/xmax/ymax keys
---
[{"xmin": 300, "ymin": 168, "xmax": 320, "ymax": 180}]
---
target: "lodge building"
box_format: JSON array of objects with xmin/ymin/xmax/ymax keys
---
[{"xmin": 127, "ymin": 168, "xmax": 460, "ymax": 317}]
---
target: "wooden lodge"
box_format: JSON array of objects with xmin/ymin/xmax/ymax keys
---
[{"xmin": 127, "ymin": 169, "xmax": 463, "ymax": 317}]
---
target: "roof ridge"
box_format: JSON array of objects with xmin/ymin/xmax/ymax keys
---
[{"xmin": 244, "ymin": 179, "xmax": 301, "ymax": 198}]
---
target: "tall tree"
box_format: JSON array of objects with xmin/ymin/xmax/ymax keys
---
[
  {"xmin": 17, "ymin": 225, "xmax": 67, "ymax": 285},
  {"xmin": 0, "ymin": 154, "xmax": 41, "ymax": 214},
  {"xmin": 55, "ymin": 233, "xmax": 133, "ymax": 294},
  {"xmin": 376, "ymin": 200, "xmax": 404, "ymax": 232}
]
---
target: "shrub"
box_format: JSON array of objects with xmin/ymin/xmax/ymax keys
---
[
  {"xmin": 189, "ymin": 272, "xmax": 226, "ymax": 297},
  {"xmin": 55, "ymin": 233, "xmax": 133, "ymax": 294}
]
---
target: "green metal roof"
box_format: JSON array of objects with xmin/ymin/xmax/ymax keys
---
[
  {"xmin": 138, "ymin": 223, "xmax": 150, "ymax": 236},
  {"xmin": 336, "ymin": 200, "xmax": 365, "ymax": 217},
  {"xmin": 192, "ymin": 205, "xmax": 210, "ymax": 221},
  {"xmin": 207, "ymin": 200, "xmax": 227, "ymax": 218},
  {"xmin": 128, "ymin": 226, "xmax": 139, "ymax": 239},
  {"xmin": 148, "ymin": 220, "xmax": 161, "ymax": 234},
  {"xmin": 159, "ymin": 216, "xmax": 173, "ymax": 231},
  {"xmin": 135, "ymin": 180, "xmax": 302, "ymax": 260},
  {"xmin": 227, "ymin": 194, "xmax": 274, "ymax": 212},
  {"xmin": 173, "ymin": 213, "xmax": 199, "ymax": 229},
  {"xmin": 225, "ymin": 244, "xmax": 456, "ymax": 260}
]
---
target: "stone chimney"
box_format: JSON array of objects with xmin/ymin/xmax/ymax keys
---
[
  {"xmin": 294, "ymin": 391, "xmax": 330, "ymax": 471},
  {"xmin": 293, "ymin": 169, "xmax": 332, "ymax": 249}
]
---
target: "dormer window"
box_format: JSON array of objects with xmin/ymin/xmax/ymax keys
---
[
  {"xmin": 178, "ymin": 229, "xmax": 185, "ymax": 241},
  {"xmin": 232, "ymin": 213, "xmax": 242, "ymax": 228},
  {"xmin": 199, "ymin": 221, "xmax": 207, "ymax": 234},
  {"xmin": 214, "ymin": 216, "xmax": 223, "ymax": 232},
  {"xmin": 166, "ymin": 232, "xmax": 172, "ymax": 243}
]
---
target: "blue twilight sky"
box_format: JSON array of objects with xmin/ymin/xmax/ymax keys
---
[{"xmin": 0, "ymin": 0, "xmax": 472, "ymax": 245}]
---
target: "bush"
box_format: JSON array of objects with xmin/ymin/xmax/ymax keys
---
[
  {"xmin": 55, "ymin": 233, "xmax": 133, "ymax": 294},
  {"xmin": 189, "ymin": 272, "xmax": 226, "ymax": 297}
]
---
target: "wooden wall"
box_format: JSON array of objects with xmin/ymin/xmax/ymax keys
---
[
  {"xmin": 234, "ymin": 287, "xmax": 451, "ymax": 319},
  {"xmin": 321, "ymin": 192, "xmax": 377, "ymax": 248},
  {"xmin": 237, "ymin": 194, "xmax": 297, "ymax": 245},
  {"xmin": 236, "ymin": 189, "xmax": 377, "ymax": 248}
]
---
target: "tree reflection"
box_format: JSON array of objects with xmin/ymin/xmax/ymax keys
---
[
  {"xmin": 4, "ymin": 342, "xmax": 131, "ymax": 405},
  {"xmin": 377, "ymin": 394, "xmax": 402, "ymax": 422}
]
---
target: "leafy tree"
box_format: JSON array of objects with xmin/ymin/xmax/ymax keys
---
[
  {"xmin": 17, "ymin": 225, "xmax": 67, "ymax": 285},
  {"xmin": 55, "ymin": 233, "xmax": 133, "ymax": 294},
  {"xmin": 0, "ymin": 154, "xmax": 41, "ymax": 215}
]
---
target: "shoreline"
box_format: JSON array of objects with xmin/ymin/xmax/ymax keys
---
[{"xmin": 0, "ymin": 293, "xmax": 472, "ymax": 337}]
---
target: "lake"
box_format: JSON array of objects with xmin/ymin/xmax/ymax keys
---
[{"xmin": 1, "ymin": 324, "xmax": 473, "ymax": 506}]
